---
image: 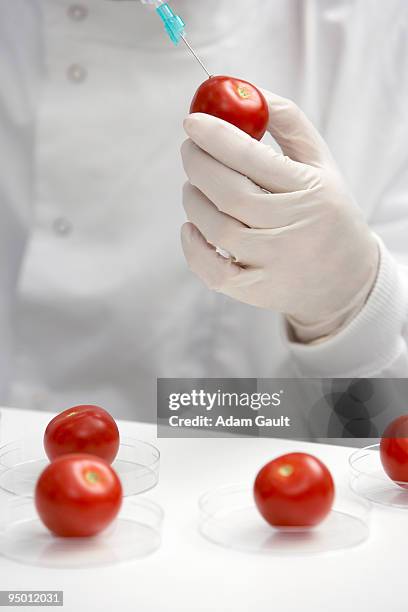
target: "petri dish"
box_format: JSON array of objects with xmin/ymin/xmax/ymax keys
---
[
  {"xmin": 349, "ymin": 443, "xmax": 408, "ymax": 508},
  {"xmin": 198, "ymin": 484, "xmax": 370, "ymax": 556},
  {"xmin": 0, "ymin": 494, "xmax": 163, "ymax": 568},
  {"xmin": 0, "ymin": 436, "xmax": 159, "ymax": 497}
]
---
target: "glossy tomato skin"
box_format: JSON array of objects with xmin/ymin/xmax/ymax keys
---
[
  {"xmin": 35, "ymin": 453, "xmax": 122, "ymax": 537},
  {"xmin": 254, "ymin": 453, "xmax": 335, "ymax": 528},
  {"xmin": 190, "ymin": 76, "xmax": 269, "ymax": 141},
  {"xmin": 380, "ymin": 415, "xmax": 408, "ymax": 486},
  {"xmin": 44, "ymin": 405, "xmax": 119, "ymax": 464}
]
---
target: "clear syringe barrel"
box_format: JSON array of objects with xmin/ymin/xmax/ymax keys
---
[{"xmin": 140, "ymin": 0, "xmax": 164, "ymax": 7}]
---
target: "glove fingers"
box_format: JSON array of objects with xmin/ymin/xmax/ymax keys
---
[
  {"xmin": 182, "ymin": 139, "xmax": 273, "ymax": 228},
  {"xmin": 180, "ymin": 222, "xmax": 243, "ymax": 293},
  {"xmin": 261, "ymin": 90, "xmax": 334, "ymax": 168},
  {"xmin": 183, "ymin": 113, "xmax": 315, "ymax": 194},
  {"xmin": 182, "ymin": 139, "xmax": 319, "ymax": 229},
  {"xmin": 183, "ymin": 183, "xmax": 249, "ymax": 262}
]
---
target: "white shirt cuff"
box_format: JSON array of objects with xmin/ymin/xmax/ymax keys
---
[{"xmin": 282, "ymin": 238, "xmax": 408, "ymax": 377}]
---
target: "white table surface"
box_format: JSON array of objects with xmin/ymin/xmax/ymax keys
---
[{"xmin": 0, "ymin": 407, "xmax": 405, "ymax": 612}]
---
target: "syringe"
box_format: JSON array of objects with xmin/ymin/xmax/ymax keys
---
[{"xmin": 140, "ymin": 0, "xmax": 212, "ymax": 78}]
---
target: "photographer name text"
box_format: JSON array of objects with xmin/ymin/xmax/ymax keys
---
[{"xmin": 168, "ymin": 415, "xmax": 291, "ymax": 428}]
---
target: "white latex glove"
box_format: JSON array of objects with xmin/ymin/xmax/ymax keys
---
[{"xmin": 180, "ymin": 90, "xmax": 380, "ymax": 343}]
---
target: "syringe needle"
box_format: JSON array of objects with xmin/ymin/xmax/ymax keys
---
[
  {"xmin": 152, "ymin": 2, "xmax": 213, "ymax": 77},
  {"xmin": 181, "ymin": 35, "xmax": 212, "ymax": 78}
]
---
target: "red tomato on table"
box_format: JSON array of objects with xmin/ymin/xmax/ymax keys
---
[
  {"xmin": 35, "ymin": 454, "xmax": 122, "ymax": 537},
  {"xmin": 190, "ymin": 75, "xmax": 269, "ymax": 141},
  {"xmin": 44, "ymin": 405, "xmax": 119, "ymax": 464},
  {"xmin": 380, "ymin": 415, "xmax": 408, "ymax": 486},
  {"xmin": 254, "ymin": 453, "xmax": 335, "ymax": 528}
]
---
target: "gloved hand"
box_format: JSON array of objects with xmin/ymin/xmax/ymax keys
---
[{"xmin": 180, "ymin": 90, "xmax": 380, "ymax": 343}]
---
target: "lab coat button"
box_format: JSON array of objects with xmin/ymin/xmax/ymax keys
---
[
  {"xmin": 53, "ymin": 217, "xmax": 73, "ymax": 236},
  {"xmin": 67, "ymin": 4, "xmax": 88, "ymax": 21},
  {"xmin": 67, "ymin": 64, "xmax": 87, "ymax": 83}
]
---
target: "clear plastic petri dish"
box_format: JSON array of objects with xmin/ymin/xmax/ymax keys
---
[
  {"xmin": 198, "ymin": 484, "xmax": 370, "ymax": 556},
  {"xmin": 0, "ymin": 436, "xmax": 160, "ymax": 497},
  {"xmin": 349, "ymin": 443, "xmax": 408, "ymax": 508},
  {"xmin": 0, "ymin": 494, "xmax": 163, "ymax": 568}
]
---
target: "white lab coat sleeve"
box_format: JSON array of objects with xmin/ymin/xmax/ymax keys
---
[
  {"xmin": 282, "ymin": 236, "xmax": 408, "ymax": 378},
  {"xmin": 0, "ymin": 0, "xmax": 42, "ymax": 400}
]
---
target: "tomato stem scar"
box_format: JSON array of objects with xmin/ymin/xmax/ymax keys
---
[
  {"xmin": 278, "ymin": 464, "xmax": 294, "ymax": 477},
  {"xmin": 85, "ymin": 470, "xmax": 100, "ymax": 484},
  {"xmin": 237, "ymin": 86, "xmax": 251, "ymax": 99}
]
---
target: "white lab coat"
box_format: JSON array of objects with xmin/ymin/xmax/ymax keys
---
[{"xmin": 0, "ymin": 0, "xmax": 407, "ymax": 420}]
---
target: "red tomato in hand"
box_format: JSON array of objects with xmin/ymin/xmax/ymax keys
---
[
  {"xmin": 190, "ymin": 75, "xmax": 269, "ymax": 140},
  {"xmin": 44, "ymin": 405, "xmax": 120, "ymax": 464},
  {"xmin": 380, "ymin": 415, "xmax": 408, "ymax": 486},
  {"xmin": 35, "ymin": 454, "xmax": 122, "ymax": 537},
  {"xmin": 254, "ymin": 453, "xmax": 335, "ymax": 528}
]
